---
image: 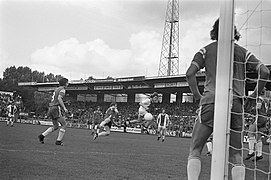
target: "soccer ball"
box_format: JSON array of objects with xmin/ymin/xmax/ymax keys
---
[{"xmin": 144, "ymin": 113, "xmax": 153, "ymax": 121}]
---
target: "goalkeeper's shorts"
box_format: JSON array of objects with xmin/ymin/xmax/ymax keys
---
[{"xmin": 199, "ymin": 98, "xmax": 243, "ymax": 131}]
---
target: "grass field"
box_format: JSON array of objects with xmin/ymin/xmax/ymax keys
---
[{"xmin": 0, "ymin": 122, "xmax": 270, "ymax": 180}]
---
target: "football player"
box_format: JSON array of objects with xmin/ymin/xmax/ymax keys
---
[
  {"xmin": 91, "ymin": 106, "xmax": 103, "ymax": 135},
  {"xmin": 157, "ymin": 108, "xmax": 170, "ymax": 142},
  {"xmin": 245, "ymin": 88, "xmax": 269, "ymax": 162},
  {"xmin": 127, "ymin": 92, "xmax": 158, "ymax": 129},
  {"xmin": 6, "ymin": 101, "xmax": 17, "ymax": 127},
  {"xmin": 38, "ymin": 78, "xmax": 69, "ymax": 146},
  {"xmin": 93, "ymin": 102, "xmax": 119, "ymax": 140}
]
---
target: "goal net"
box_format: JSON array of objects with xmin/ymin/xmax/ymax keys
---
[{"xmin": 211, "ymin": 0, "xmax": 271, "ymax": 180}]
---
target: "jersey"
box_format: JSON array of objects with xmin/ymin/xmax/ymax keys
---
[
  {"xmin": 140, "ymin": 98, "xmax": 151, "ymax": 110},
  {"xmin": 49, "ymin": 86, "xmax": 66, "ymax": 107},
  {"xmin": 104, "ymin": 107, "xmax": 118, "ymax": 120},
  {"xmin": 93, "ymin": 109, "xmax": 103, "ymax": 123},
  {"xmin": 7, "ymin": 105, "xmax": 17, "ymax": 117},
  {"xmin": 157, "ymin": 113, "xmax": 169, "ymax": 127},
  {"xmin": 191, "ymin": 42, "xmax": 263, "ymax": 106}
]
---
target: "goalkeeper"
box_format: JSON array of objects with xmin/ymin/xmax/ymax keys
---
[{"xmin": 186, "ymin": 18, "xmax": 269, "ymax": 180}]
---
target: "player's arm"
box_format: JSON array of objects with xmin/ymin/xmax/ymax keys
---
[
  {"xmin": 186, "ymin": 50, "xmax": 205, "ymax": 103},
  {"xmin": 246, "ymin": 54, "xmax": 269, "ymax": 98},
  {"xmin": 156, "ymin": 114, "xmax": 160, "ymax": 124},
  {"xmin": 186, "ymin": 64, "xmax": 202, "ymax": 103}
]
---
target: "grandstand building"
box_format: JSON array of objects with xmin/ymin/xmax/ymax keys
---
[{"xmin": 18, "ymin": 67, "xmax": 271, "ymax": 104}]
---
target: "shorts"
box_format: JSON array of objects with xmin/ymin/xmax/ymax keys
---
[
  {"xmin": 48, "ymin": 106, "xmax": 62, "ymax": 120},
  {"xmin": 138, "ymin": 106, "xmax": 148, "ymax": 117},
  {"xmin": 199, "ymin": 98, "xmax": 243, "ymax": 131},
  {"xmin": 158, "ymin": 125, "xmax": 166, "ymax": 130}
]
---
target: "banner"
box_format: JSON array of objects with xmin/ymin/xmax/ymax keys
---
[
  {"xmin": 111, "ymin": 126, "xmax": 124, "ymax": 132},
  {"xmin": 126, "ymin": 127, "xmax": 141, "ymax": 134}
]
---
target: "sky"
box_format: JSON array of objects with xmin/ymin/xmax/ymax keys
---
[{"xmin": 0, "ymin": 0, "xmax": 270, "ymax": 80}]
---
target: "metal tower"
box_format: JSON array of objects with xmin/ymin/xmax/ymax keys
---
[{"xmin": 158, "ymin": 0, "xmax": 179, "ymax": 76}]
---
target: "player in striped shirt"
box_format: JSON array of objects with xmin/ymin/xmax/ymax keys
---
[
  {"xmin": 156, "ymin": 108, "xmax": 170, "ymax": 142},
  {"xmin": 6, "ymin": 102, "xmax": 17, "ymax": 127}
]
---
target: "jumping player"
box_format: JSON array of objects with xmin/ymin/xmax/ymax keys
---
[
  {"xmin": 127, "ymin": 92, "xmax": 158, "ymax": 128},
  {"xmin": 245, "ymin": 88, "xmax": 270, "ymax": 162},
  {"xmin": 38, "ymin": 78, "xmax": 69, "ymax": 146},
  {"xmin": 93, "ymin": 102, "xmax": 118, "ymax": 140},
  {"xmin": 6, "ymin": 102, "xmax": 17, "ymax": 127},
  {"xmin": 157, "ymin": 108, "xmax": 170, "ymax": 142}
]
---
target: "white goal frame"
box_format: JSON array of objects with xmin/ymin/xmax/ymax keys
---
[{"xmin": 210, "ymin": 0, "xmax": 235, "ymax": 179}]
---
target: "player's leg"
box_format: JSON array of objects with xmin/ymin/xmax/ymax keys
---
[
  {"xmin": 187, "ymin": 104, "xmax": 214, "ymax": 180},
  {"xmin": 6, "ymin": 115, "xmax": 10, "ymax": 126},
  {"xmin": 254, "ymin": 133, "xmax": 263, "ymax": 161},
  {"xmin": 144, "ymin": 116, "xmax": 154, "ymax": 128},
  {"xmin": 93, "ymin": 119, "xmax": 106, "ymax": 140},
  {"xmin": 253, "ymin": 116, "xmax": 267, "ymax": 161},
  {"xmin": 97, "ymin": 126, "xmax": 110, "ymax": 137},
  {"xmin": 38, "ymin": 106, "xmax": 59, "ymax": 144},
  {"xmin": 157, "ymin": 126, "xmax": 161, "ymax": 141},
  {"xmin": 187, "ymin": 119, "xmax": 212, "ymax": 180},
  {"xmin": 55, "ymin": 116, "xmax": 67, "ymax": 145},
  {"xmin": 161, "ymin": 127, "xmax": 166, "ymax": 142},
  {"xmin": 10, "ymin": 115, "xmax": 15, "ymax": 126},
  {"xmin": 245, "ymin": 123, "xmax": 256, "ymax": 160},
  {"xmin": 230, "ymin": 99, "xmax": 245, "ymax": 180}
]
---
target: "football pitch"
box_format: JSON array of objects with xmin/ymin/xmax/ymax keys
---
[{"xmin": 0, "ymin": 122, "xmax": 270, "ymax": 180}]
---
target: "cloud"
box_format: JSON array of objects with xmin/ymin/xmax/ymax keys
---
[
  {"xmin": 0, "ymin": 49, "xmax": 9, "ymax": 78},
  {"xmin": 30, "ymin": 30, "xmax": 162, "ymax": 79}
]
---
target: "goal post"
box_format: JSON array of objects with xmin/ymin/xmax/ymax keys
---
[{"xmin": 210, "ymin": 0, "xmax": 235, "ymax": 179}]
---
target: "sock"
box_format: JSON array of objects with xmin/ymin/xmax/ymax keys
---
[
  {"xmin": 231, "ymin": 166, "xmax": 245, "ymax": 180},
  {"xmin": 256, "ymin": 141, "xmax": 263, "ymax": 156},
  {"xmin": 187, "ymin": 158, "xmax": 201, "ymax": 180},
  {"xmin": 206, "ymin": 142, "xmax": 213, "ymax": 154},
  {"xmin": 248, "ymin": 137, "xmax": 256, "ymax": 154},
  {"xmin": 57, "ymin": 128, "xmax": 65, "ymax": 141},
  {"xmin": 42, "ymin": 127, "xmax": 54, "ymax": 136}
]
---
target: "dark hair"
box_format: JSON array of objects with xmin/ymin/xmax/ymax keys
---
[
  {"xmin": 59, "ymin": 78, "xmax": 68, "ymax": 86},
  {"xmin": 210, "ymin": 19, "xmax": 240, "ymax": 41},
  {"xmin": 150, "ymin": 92, "xmax": 158, "ymax": 98},
  {"xmin": 110, "ymin": 102, "xmax": 117, "ymax": 107}
]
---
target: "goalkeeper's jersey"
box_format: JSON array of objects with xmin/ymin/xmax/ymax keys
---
[{"xmin": 191, "ymin": 42, "xmax": 263, "ymax": 106}]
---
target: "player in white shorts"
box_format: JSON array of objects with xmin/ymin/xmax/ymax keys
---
[
  {"xmin": 6, "ymin": 102, "xmax": 17, "ymax": 127},
  {"xmin": 156, "ymin": 108, "xmax": 170, "ymax": 142},
  {"xmin": 127, "ymin": 92, "xmax": 158, "ymax": 129}
]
